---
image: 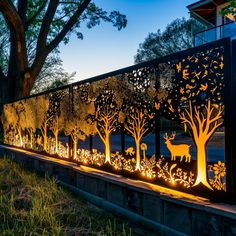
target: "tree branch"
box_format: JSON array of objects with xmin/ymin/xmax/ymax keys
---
[
  {"xmin": 25, "ymin": 0, "xmax": 48, "ymax": 29},
  {"xmin": 37, "ymin": 0, "xmax": 59, "ymax": 51},
  {"xmin": 142, "ymin": 127, "xmax": 150, "ymax": 136},
  {"xmin": 108, "ymin": 110, "xmax": 118, "ymax": 122},
  {"xmin": 207, "ymin": 121, "xmax": 223, "ymax": 140},
  {"xmin": 0, "ymin": 0, "xmax": 21, "ymax": 32},
  {"xmin": 209, "ymin": 106, "xmax": 223, "ymax": 124},
  {"xmin": 204, "ymin": 100, "xmax": 215, "ymax": 134},
  {"xmin": 185, "ymin": 102, "xmax": 195, "ymax": 126},
  {"xmin": 124, "ymin": 123, "xmax": 135, "ymax": 137},
  {"xmin": 54, "ymin": 11, "xmax": 72, "ymax": 22},
  {"xmin": 17, "ymin": 0, "xmax": 27, "ymax": 25},
  {"xmin": 109, "ymin": 117, "xmax": 118, "ymax": 130},
  {"xmin": 140, "ymin": 118, "xmax": 148, "ymax": 131},
  {"xmin": 96, "ymin": 125, "xmax": 105, "ymax": 144},
  {"xmin": 47, "ymin": 0, "xmax": 91, "ymax": 53},
  {"xmin": 194, "ymin": 106, "xmax": 204, "ymax": 135},
  {"xmin": 0, "ymin": 0, "xmax": 28, "ymax": 73},
  {"xmin": 29, "ymin": 53, "xmax": 48, "ymax": 91},
  {"xmin": 180, "ymin": 114, "xmax": 193, "ymax": 129},
  {"xmin": 71, "ymin": 131, "xmax": 76, "ymax": 142}
]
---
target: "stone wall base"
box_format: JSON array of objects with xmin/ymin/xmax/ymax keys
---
[{"xmin": 1, "ymin": 145, "xmax": 236, "ymax": 236}]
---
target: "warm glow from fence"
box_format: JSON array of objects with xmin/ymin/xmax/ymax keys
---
[{"xmin": 1, "ymin": 41, "xmax": 228, "ymax": 198}]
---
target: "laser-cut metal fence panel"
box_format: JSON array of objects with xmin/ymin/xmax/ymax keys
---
[
  {"xmin": 1, "ymin": 38, "xmax": 232, "ymax": 201},
  {"xmin": 155, "ymin": 45, "xmax": 226, "ymax": 198},
  {"xmin": 121, "ymin": 66, "xmax": 157, "ymax": 173},
  {"xmin": 47, "ymin": 88, "xmax": 70, "ymax": 157}
]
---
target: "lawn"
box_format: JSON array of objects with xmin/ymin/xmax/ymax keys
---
[{"xmin": 0, "ymin": 156, "xmax": 132, "ymax": 236}]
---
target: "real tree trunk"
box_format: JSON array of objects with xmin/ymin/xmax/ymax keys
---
[
  {"xmin": 135, "ymin": 139, "xmax": 141, "ymax": 171},
  {"xmin": 0, "ymin": 76, "xmax": 25, "ymax": 104},
  {"xmin": 194, "ymin": 141, "xmax": 213, "ymax": 190},
  {"xmin": 0, "ymin": 60, "xmax": 44, "ymax": 105},
  {"xmin": 0, "ymin": 78, "xmax": 11, "ymax": 105},
  {"xmin": 4, "ymin": 25, "xmax": 30, "ymax": 103},
  {"xmin": 104, "ymin": 134, "xmax": 111, "ymax": 163}
]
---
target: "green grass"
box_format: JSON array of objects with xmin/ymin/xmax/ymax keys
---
[{"xmin": 0, "ymin": 156, "xmax": 132, "ymax": 236}]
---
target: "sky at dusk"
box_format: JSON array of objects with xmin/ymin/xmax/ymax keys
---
[{"xmin": 60, "ymin": 0, "xmax": 197, "ymax": 82}]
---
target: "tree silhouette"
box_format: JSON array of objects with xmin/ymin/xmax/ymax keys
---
[
  {"xmin": 62, "ymin": 90, "xmax": 95, "ymax": 160},
  {"xmin": 32, "ymin": 96, "xmax": 50, "ymax": 151},
  {"xmin": 48, "ymin": 91, "xmax": 66, "ymax": 153},
  {"xmin": 122, "ymin": 96, "xmax": 155, "ymax": 171},
  {"xmin": 13, "ymin": 101, "xmax": 26, "ymax": 146},
  {"xmin": 79, "ymin": 77, "xmax": 132, "ymax": 163},
  {"xmin": 159, "ymin": 46, "xmax": 225, "ymax": 189},
  {"xmin": 180, "ymin": 100, "xmax": 223, "ymax": 189},
  {"xmin": 50, "ymin": 115, "xmax": 64, "ymax": 153},
  {"xmin": 19, "ymin": 99, "xmax": 36, "ymax": 148},
  {"xmin": 134, "ymin": 18, "xmax": 204, "ymax": 63},
  {"xmin": 93, "ymin": 92, "xmax": 121, "ymax": 163},
  {"xmin": 1, "ymin": 103, "xmax": 18, "ymax": 144},
  {"xmin": 1, "ymin": 101, "xmax": 27, "ymax": 146},
  {"xmin": 121, "ymin": 65, "xmax": 157, "ymax": 171},
  {"xmin": 25, "ymin": 98, "xmax": 41, "ymax": 149}
]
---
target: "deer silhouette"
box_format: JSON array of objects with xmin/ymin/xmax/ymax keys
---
[{"xmin": 163, "ymin": 132, "xmax": 191, "ymax": 162}]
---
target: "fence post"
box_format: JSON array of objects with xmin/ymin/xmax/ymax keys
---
[
  {"xmin": 224, "ymin": 38, "xmax": 236, "ymax": 203},
  {"xmin": 69, "ymin": 85, "xmax": 74, "ymax": 161}
]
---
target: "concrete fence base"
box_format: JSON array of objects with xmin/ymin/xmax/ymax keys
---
[{"xmin": 1, "ymin": 144, "xmax": 236, "ymax": 236}]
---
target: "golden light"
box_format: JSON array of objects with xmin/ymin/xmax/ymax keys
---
[
  {"xmin": 180, "ymin": 100, "xmax": 223, "ymax": 190},
  {"xmin": 1, "ymin": 42, "xmax": 227, "ymax": 198}
]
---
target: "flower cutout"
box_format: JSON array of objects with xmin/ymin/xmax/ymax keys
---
[{"xmin": 212, "ymin": 161, "xmax": 226, "ymax": 177}]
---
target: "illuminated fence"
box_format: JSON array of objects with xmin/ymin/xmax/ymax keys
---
[{"xmin": 1, "ymin": 38, "xmax": 235, "ymax": 201}]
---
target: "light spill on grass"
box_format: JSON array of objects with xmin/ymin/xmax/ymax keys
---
[{"xmin": 0, "ymin": 157, "xmax": 132, "ymax": 236}]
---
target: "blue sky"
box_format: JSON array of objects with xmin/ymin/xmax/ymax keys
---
[{"xmin": 60, "ymin": 0, "xmax": 196, "ymax": 81}]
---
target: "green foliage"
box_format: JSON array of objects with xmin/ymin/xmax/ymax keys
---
[
  {"xmin": 0, "ymin": 17, "xmax": 9, "ymax": 75},
  {"xmin": 134, "ymin": 18, "xmax": 204, "ymax": 63},
  {"xmin": 0, "ymin": 1, "xmax": 127, "ymax": 100},
  {"xmin": 220, "ymin": 0, "xmax": 236, "ymax": 18},
  {"xmin": 9, "ymin": 1, "xmax": 127, "ymax": 46},
  {"xmin": 0, "ymin": 15, "xmax": 74, "ymax": 94},
  {"xmin": 0, "ymin": 156, "xmax": 132, "ymax": 235}
]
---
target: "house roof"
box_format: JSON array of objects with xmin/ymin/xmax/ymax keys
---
[{"xmin": 187, "ymin": 0, "xmax": 227, "ymax": 26}]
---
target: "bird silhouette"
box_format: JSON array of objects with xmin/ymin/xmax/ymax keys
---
[{"xmin": 200, "ymin": 83, "xmax": 208, "ymax": 91}]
